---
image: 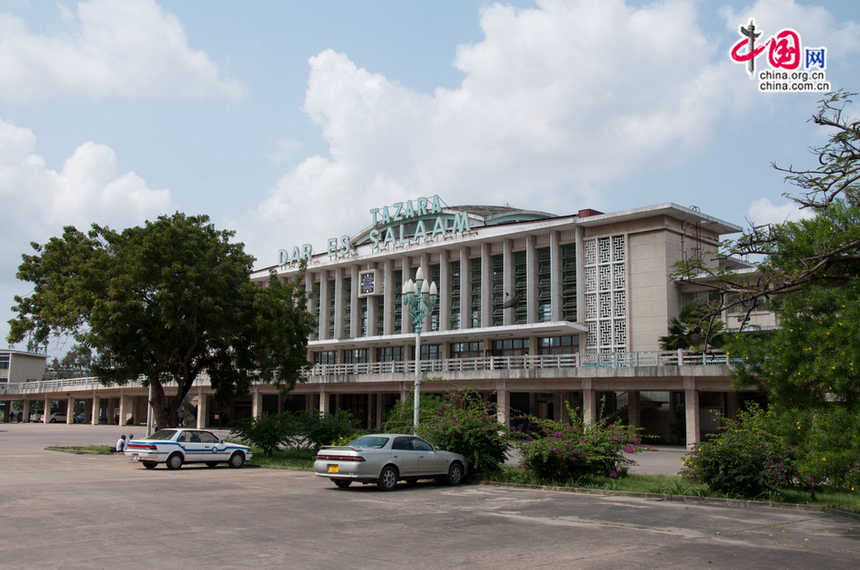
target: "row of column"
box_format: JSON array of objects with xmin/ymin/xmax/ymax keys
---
[{"xmin": 308, "ymin": 229, "xmax": 583, "ymax": 342}]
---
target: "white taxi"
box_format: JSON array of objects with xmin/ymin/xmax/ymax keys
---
[{"xmin": 125, "ymin": 428, "xmax": 252, "ymax": 470}]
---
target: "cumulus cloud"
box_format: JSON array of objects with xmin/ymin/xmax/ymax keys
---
[
  {"xmin": 747, "ymin": 197, "xmax": 814, "ymax": 225},
  {"xmin": 0, "ymin": 0, "xmax": 244, "ymax": 102},
  {"xmin": 0, "ymin": 119, "xmax": 171, "ymax": 236},
  {"xmin": 238, "ymin": 0, "xmax": 759, "ymax": 264}
]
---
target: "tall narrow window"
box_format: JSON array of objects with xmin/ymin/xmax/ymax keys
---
[
  {"xmin": 393, "ymin": 269, "xmax": 403, "ymax": 333},
  {"xmin": 430, "ymin": 264, "xmax": 440, "ymax": 331},
  {"xmin": 561, "ymin": 243, "xmax": 577, "ymax": 321},
  {"xmin": 491, "ymin": 254, "xmax": 504, "ymax": 326},
  {"xmin": 358, "ymin": 297, "xmax": 368, "ymax": 337},
  {"xmin": 327, "ymin": 278, "xmax": 336, "ymax": 340},
  {"xmin": 342, "ymin": 276, "xmax": 351, "ymax": 338},
  {"xmin": 449, "ymin": 260, "xmax": 461, "ymax": 330},
  {"xmin": 536, "ymin": 247, "xmax": 551, "ymax": 322},
  {"xmin": 513, "ymin": 251, "xmax": 527, "ymax": 324},
  {"xmin": 470, "ymin": 258, "xmax": 481, "ymax": 327},
  {"xmin": 312, "ymin": 285, "xmax": 321, "ymax": 340}
]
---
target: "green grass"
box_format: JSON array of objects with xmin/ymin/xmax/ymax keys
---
[
  {"xmin": 247, "ymin": 446, "xmax": 317, "ymax": 469},
  {"xmin": 46, "ymin": 445, "xmax": 114, "ymax": 454},
  {"xmin": 486, "ymin": 466, "xmax": 860, "ymax": 513}
]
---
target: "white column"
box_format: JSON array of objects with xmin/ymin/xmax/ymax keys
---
[
  {"xmin": 496, "ymin": 380, "xmax": 509, "ymax": 428},
  {"xmin": 349, "ymin": 264, "xmax": 359, "ymax": 338},
  {"xmin": 319, "ymin": 386, "xmax": 328, "ymax": 414},
  {"xmin": 118, "ymin": 393, "xmax": 127, "ymax": 426},
  {"xmin": 91, "ymin": 396, "xmax": 100, "ymax": 425},
  {"xmin": 582, "ymin": 381, "xmax": 596, "ymax": 425},
  {"xmin": 685, "ymin": 388, "xmax": 700, "ymax": 449},
  {"xmin": 383, "ymin": 260, "xmax": 394, "ymax": 335},
  {"xmin": 66, "ymin": 396, "xmax": 74, "ymax": 424},
  {"xmin": 251, "ymin": 387, "xmax": 263, "ymax": 419},
  {"xmin": 628, "ymin": 390, "xmax": 641, "ymax": 428},
  {"xmin": 44, "ymin": 396, "xmax": 50, "ymax": 423},
  {"xmin": 196, "ymin": 388, "xmax": 207, "ymax": 428},
  {"xmin": 23, "ymin": 400, "xmax": 31, "ymax": 422},
  {"xmin": 334, "ymin": 267, "xmax": 344, "ymax": 339}
]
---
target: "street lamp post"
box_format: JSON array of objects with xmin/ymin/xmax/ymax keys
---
[{"xmin": 402, "ymin": 267, "xmax": 438, "ymax": 429}]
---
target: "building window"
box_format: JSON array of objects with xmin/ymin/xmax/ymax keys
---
[
  {"xmin": 538, "ymin": 335, "xmax": 579, "ymax": 355},
  {"xmin": 430, "ymin": 264, "xmax": 440, "ymax": 332},
  {"xmin": 343, "ymin": 276, "xmax": 351, "ymax": 338},
  {"xmin": 491, "ymin": 254, "xmax": 504, "ymax": 326},
  {"xmin": 314, "ymin": 351, "xmax": 337, "ymax": 365},
  {"xmin": 377, "ymin": 346, "xmax": 404, "ymax": 362},
  {"xmin": 470, "ymin": 258, "xmax": 481, "ymax": 328},
  {"xmin": 375, "ymin": 296, "xmax": 383, "ymax": 336},
  {"xmin": 492, "ymin": 338, "xmax": 529, "ymax": 356},
  {"xmin": 420, "ymin": 344, "xmax": 442, "ymax": 361},
  {"xmin": 327, "ymin": 278, "xmax": 336, "ymax": 340},
  {"xmin": 451, "ymin": 342, "xmax": 483, "ymax": 359},
  {"xmin": 561, "ymin": 243, "xmax": 576, "ymax": 321},
  {"xmin": 513, "ymin": 250, "xmax": 527, "ymax": 324},
  {"xmin": 449, "ymin": 260, "xmax": 461, "ymax": 330},
  {"xmin": 537, "ymin": 247, "xmax": 551, "ymax": 323},
  {"xmin": 312, "ymin": 286, "xmax": 321, "ymax": 340},
  {"xmin": 584, "ymin": 236, "xmax": 626, "ymax": 353},
  {"xmin": 393, "ymin": 269, "xmax": 403, "ymax": 333},
  {"xmin": 358, "ymin": 297, "xmax": 368, "ymax": 337},
  {"xmin": 345, "ymin": 349, "xmax": 368, "ymax": 364}
]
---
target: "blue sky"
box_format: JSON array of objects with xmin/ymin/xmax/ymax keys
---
[{"xmin": 1, "ymin": 0, "xmax": 858, "ymax": 353}]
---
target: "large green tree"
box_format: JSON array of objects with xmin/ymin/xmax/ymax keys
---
[{"xmin": 8, "ymin": 212, "xmax": 316, "ymax": 429}]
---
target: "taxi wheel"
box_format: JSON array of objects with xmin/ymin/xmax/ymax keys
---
[
  {"xmin": 166, "ymin": 453, "xmax": 183, "ymax": 470},
  {"xmin": 332, "ymin": 479, "xmax": 352, "ymax": 489},
  {"xmin": 377, "ymin": 465, "xmax": 398, "ymax": 491},
  {"xmin": 228, "ymin": 451, "xmax": 245, "ymax": 468},
  {"xmin": 143, "ymin": 462, "xmax": 157, "ymax": 470}
]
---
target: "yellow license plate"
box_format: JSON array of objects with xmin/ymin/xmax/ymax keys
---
[{"xmin": 328, "ymin": 464, "xmax": 339, "ymax": 473}]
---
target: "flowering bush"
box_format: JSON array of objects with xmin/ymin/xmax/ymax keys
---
[
  {"xmin": 519, "ymin": 403, "xmax": 648, "ymax": 483},
  {"xmin": 681, "ymin": 405, "xmax": 799, "ymax": 498},
  {"xmin": 417, "ymin": 387, "xmax": 510, "ymax": 477}
]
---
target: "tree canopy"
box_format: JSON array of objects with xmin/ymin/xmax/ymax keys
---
[{"xmin": 8, "ymin": 212, "xmax": 316, "ymax": 428}]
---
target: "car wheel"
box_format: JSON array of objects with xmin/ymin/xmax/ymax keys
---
[
  {"xmin": 206, "ymin": 462, "xmax": 218, "ymax": 468},
  {"xmin": 377, "ymin": 465, "xmax": 398, "ymax": 491},
  {"xmin": 228, "ymin": 451, "xmax": 245, "ymax": 468},
  {"xmin": 332, "ymin": 479, "xmax": 352, "ymax": 489},
  {"xmin": 49, "ymin": 418, "xmax": 56, "ymax": 423},
  {"xmin": 142, "ymin": 462, "xmax": 157, "ymax": 470},
  {"xmin": 166, "ymin": 453, "xmax": 183, "ymax": 470},
  {"xmin": 446, "ymin": 462, "xmax": 464, "ymax": 486}
]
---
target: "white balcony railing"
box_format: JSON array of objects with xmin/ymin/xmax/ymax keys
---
[{"xmin": 0, "ymin": 350, "xmax": 734, "ymax": 396}]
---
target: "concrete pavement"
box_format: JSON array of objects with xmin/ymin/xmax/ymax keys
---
[{"xmin": 1, "ymin": 423, "xmax": 858, "ymax": 569}]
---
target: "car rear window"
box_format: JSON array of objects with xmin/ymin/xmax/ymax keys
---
[
  {"xmin": 348, "ymin": 436, "xmax": 389, "ymax": 449},
  {"xmin": 148, "ymin": 429, "xmax": 178, "ymax": 440}
]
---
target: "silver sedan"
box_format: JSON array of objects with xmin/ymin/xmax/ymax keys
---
[{"xmin": 314, "ymin": 434, "xmax": 467, "ymax": 491}]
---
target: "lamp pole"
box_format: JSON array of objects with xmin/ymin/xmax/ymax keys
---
[{"xmin": 402, "ymin": 267, "xmax": 438, "ymax": 429}]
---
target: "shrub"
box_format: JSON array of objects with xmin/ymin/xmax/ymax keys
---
[
  {"xmin": 380, "ymin": 393, "xmax": 443, "ymax": 434},
  {"xmin": 680, "ymin": 405, "xmax": 799, "ymax": 498},
  {"xmin": 230, "ymin": 413, "xmax": 293, "ymax": 456},
  {"xmin": 519, "ymin": 403, "xmax": 648, "ymax": 483},
  {"xmin": 417, "ymin": 387, "xmax": 510, "ymax": 477},
  {"xmin": 300, "ymin": 409, "xmax": 361, "ymax": 451}
]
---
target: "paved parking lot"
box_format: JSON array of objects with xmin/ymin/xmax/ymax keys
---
[{"xmin": 1, "ymin": 423, "xmax": 858, "ymax": 569}]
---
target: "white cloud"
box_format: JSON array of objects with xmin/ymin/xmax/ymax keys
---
[
  {"xmin": 747, "ymin": 197, "xmax": 814, "ymax": 225},
  {"xmin": 0, "ymin": 119, "xmax": 171, "ymax": 236},
  {"xmin": 0, "ymin": 0, "xmax": 244, "ymax": 102},
  {"xmin": 238, "ymin": 0, "xmax": 762, "ymax": 263}
]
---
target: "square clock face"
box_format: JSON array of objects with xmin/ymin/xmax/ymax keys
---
[{"xmin": 359, "ymin": 271, "xmax": 376, "ymax": 295}]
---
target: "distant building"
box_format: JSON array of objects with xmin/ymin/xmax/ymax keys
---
[{"xmin": 0, "ymin": 349, "xmax": 46, "ymax": 383}]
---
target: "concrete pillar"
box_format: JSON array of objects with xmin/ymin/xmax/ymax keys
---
[
  {"xmin": 44, "ymin": 397, "xmax": 50, "ymax": 422},
  {"xmin": 197, "ymin": 390, "xmax": 208, "ymax": 428},
  {"xmin": 496, "ymin": 380, "xmax": 509, "ymax": 428},
  {"xmin": 92, "ymin": 396, "xmax": 100, "ymax": 425},
  {"xmin": 251, "ymin": 388, "xmax": 263, "ymax": 418},
  {"xmin": 118, "ymin": 394, "xmax": 128, "ymax": 426},
  {"xmin": 628, "ymin": 390, "xmax": 641, "ymax": 428},
  {"xmin": 582, "ymin": 384, "xmax": 597, "ymax": 425},
  {"xmin": 23, "ymin": 400, "xmax": 30, "ymax": 422},
  {"xmin": 108, "ymin": 398, "xmax": 116, "ymax": 425},
  {"xmin": 685, "ymin": 388, "xmax": 700, "ymax": 449},
  {"xmin": 319, "ymin": 386, "xmax": 328, "ymax": 414},
  {"xmin": 66, "ymin": 396, "xmax": 75, "ymax": 424}
]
